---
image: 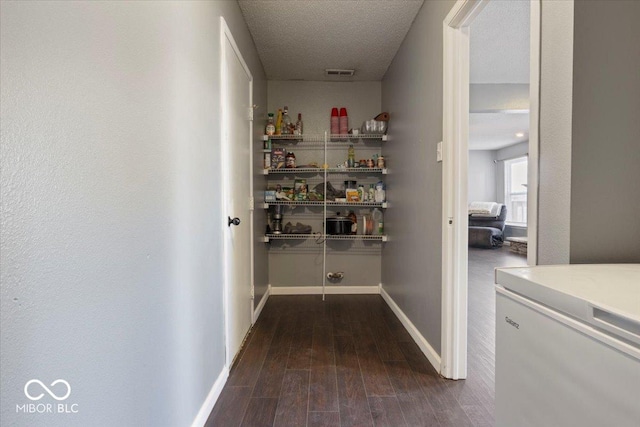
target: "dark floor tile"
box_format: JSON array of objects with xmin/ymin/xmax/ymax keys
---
[
  {"xmin": 240, "ymin": 398, "xmax": 278, "ymax": 427},
  {"xmin": 385, "ymin": 360, "xmax": 439, "ymax": 426},
  {"xmin": 367, "ymin": 315, "xmax": 406, "ymax": 362},
  {"xmin": 273, "ymin": 370, "xmax": 309, "ymax": 427},
  {"xmin": 368, "ymin": 396, "xmax": 407, "ymax": 427},
  {"xmin": 308, "ymin": 411, "xmax": 340, "ymax": 427},
  {"xmin": 309, "ymin": 365, "xmax": 339, "ymax": 412},
  {"xmin": 352, "ymin": 321, "xmax": 395, "ymax": 397},
  {"xmin": 335, "ymin": 335, "xmax": 374, "ymax": 427},
  {"xmin": 227, "ymin": 315, "xmax": 278, "ymax": 388},
  {"xmin": 312, "ymin": 320, "xmax": 336, "ymax": 367},
  {"xmin": 252, "ymin": 315, "xmax": 295, "ymax": 398},
  {"xmin": 205, "ymin": 386, "xmax": 252, "ymax": 427},
  {"xmin": 287, "ymin": 312, "xmax": 314, "ymax": 370}
]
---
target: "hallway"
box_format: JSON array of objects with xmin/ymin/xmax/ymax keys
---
[{"xmin": 207, "ymin": 246, "xmax": 525, "ymax": 426}]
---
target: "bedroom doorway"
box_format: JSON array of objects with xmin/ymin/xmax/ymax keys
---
[{"xmin": 441, "ymin": 0, "xmax": 540, "ymax": 381}]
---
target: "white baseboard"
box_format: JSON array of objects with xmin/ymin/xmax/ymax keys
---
[
  {"xmin": 380, "ymin": 286, "xmax": 441, "ymax": 373},
  {"xmin": 190, "ymin": 365, "xmax": 229, "ymax": 427},
  {"xmin": 253, "ymin": 284, "xmax": 270, "ymax": 323},
  {"xmin": 270, "ymin": 285, "xmax": 380, "ymax": 295}
]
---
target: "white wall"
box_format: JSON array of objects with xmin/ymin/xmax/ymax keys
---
[
  {"xmin": 0, "ymin": 2, "xmax": 266, "ymax": 426},
  {"xmin": 470, "ymin": 84, "xmax": 529, "ymax": 112},
  {"xmin": 536, "ymin": 0, "xmax": 574, "ymax": 265},
  {"xmin": 468, "ymin": 150, "xmax": 497, "ymax": 203},
  {"xmin": 381, "ymin": 0, "xmax": 455, "ymax": 355}
]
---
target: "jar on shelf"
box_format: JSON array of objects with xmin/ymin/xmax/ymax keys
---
[
  {"xmin": 285, "ymin": 152, "xmax": 296, "ymax": 168},
  {"xmin": 266, "ymin": 113, "xmax": 275, "ymax": 136}
]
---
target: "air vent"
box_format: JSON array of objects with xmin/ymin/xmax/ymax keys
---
[{"xmin": 325, "ymin": 69, "xmax": 355, "ymax": 77}]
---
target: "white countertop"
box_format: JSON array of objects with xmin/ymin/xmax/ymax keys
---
[{"xmin": 496, "ymin": 264, "xmax": 640, "ymax": 322}]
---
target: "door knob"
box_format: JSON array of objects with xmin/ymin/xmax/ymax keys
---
[{"xmin": 228, "ymin": 216, "xmax": 241, "ymax": 227}]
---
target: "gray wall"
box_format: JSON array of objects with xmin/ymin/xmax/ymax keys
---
[
  {"xmin": 266, "ymin": 81, "xmax": 383, "ymax": 288},
  {"xmin": 537, "ymin": 0, "xmax": 574, "ymax": 265},
  {"xmin": 468, "ymin": 150, "xmax": 497, "ymax": 203},
  {"xmin": 381, "ymin": 0, "xmax": 455, "ymax": 355},
  {"xmin": 0, "ymin": 2, "xmax": 266, "ymax": 426},
  {"xmin": 570, "ymin": 0, "xmax": 640, "ymax": 263}
]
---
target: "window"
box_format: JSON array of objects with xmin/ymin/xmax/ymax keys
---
[{"xmin": 504, "ymin": 156, "xmax": 527, "ymax": 225}]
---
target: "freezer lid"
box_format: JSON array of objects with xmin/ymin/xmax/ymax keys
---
[{"xmin": 495, "ymin": 264, "xmax": 640, "ymax": 346}]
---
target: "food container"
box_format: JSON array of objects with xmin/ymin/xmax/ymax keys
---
[
  {"xmin": 326, "ymin": 215, "xmax": 353, "ymax": 235},
  {"xmin": 344, "ymin": 180, "xmax": 357, "ymax": 190},
  {"xmin": 361, "ymin": 120, "xmax": 388, "ymax": 135}
]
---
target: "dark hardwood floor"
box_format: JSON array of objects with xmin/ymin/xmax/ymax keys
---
[{"xmin": 206, "ymin": 246, "xmax": 525, "ymax": 427}]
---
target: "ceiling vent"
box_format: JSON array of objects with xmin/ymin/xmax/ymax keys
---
[{"xmin": 325, "ymin": 69, "xmax": 355, "ymax": 77}]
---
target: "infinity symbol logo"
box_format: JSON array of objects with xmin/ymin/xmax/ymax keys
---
[{"xmin": 24, "ymin": 379, "xmax": 71, "ymax": 401}]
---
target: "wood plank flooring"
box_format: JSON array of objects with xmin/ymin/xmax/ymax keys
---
[{"xmin": 206, "ymin": 246, "xmax": 525, "ymax": 427}]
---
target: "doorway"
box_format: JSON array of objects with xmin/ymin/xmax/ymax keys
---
[
  {"xmin": 441, "ymin": 0, "xmax": 541, "ymax": 379},
  {"xmin": 221, "ymin": 17, "xmax": 254, "ymax": 367}
]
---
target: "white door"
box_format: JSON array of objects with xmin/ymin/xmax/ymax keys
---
[{"xmin": 221, "ymin": 18, "xmax": 253, "ymax": 365}]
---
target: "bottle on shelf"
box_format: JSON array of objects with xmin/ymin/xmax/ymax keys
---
[
  {"xmin": 358, "ymin": 184, "xmax": 365, "ymax": 202},
  {"xmin": 331, "ymin": 107, "xmax": 339, "ymax": 135},
  {"xmin": 348, "ymin": 144, "xmax": 355, "ymax": 168},
  {"xmin": 282, "ymin": 106, "xmax": 292, "ymax": 135},
  {"xmin": 374, "ymin": 181, "xmax": 386, "ymax": 203},
  {"xmin": 347, "ymin": 211, "xmax": 357, "ymax": 235},
  {"xmin": 295, "ymin": 113, "xmax": 303, "ymax": 136},
  {"xmin": 339, "ymin": 107, "xmax": 348, "ymax": 136},
  {"xmin": 368, "ymin": 184, "xmax": 375, "ymax": 202},
  {"xmin": 275, "ymin": 109, "xmax": 283, "ymax": 135},
  {"xmin": 372, "ymin": 208, "xmax": 384, "ymax": 235},
  {"xmin": 266, "ymin": 113, "xmax": 275, "ymax": 136}
]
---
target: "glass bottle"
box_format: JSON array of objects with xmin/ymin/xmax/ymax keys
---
[
  {"xmin": 295, "ymin": 113, "xmax": 303, "ymax": 136},
  {"xmin": 372, "ymin": 208, "xmax": 384, "ymax": 235},
  {"xmin": 282, "ymin": 106, "xmax": 292, "ymax": 135},
  {"xmin": 275, "ymin": 109, "xmax": 283, "ymax": 135},
  {"xmin": 266, "ymin": 113, "xmax": 275, "ymax": 136},
  {"xmin": 348, "ymin": 144, "xmax": 355, "ymax": 168}
]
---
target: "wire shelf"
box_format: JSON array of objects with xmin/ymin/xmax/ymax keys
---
[
  {"xmin": 262, "ymin": 134, "xmax": 387, "ymax": 143},
  {"xmin": 263, "ymin": 201, "xmax": 387, "ymax": 208},
  {"xmin": 264, "ymin": 168, "xmax": 387, "ymax": 175},
  {"xmin": 263, "ymin": 233, "xmax": 387, "ymax": 242},
  {"xmin": 328, "ymin": 134, "xmax": 387, "ymax": 141}
]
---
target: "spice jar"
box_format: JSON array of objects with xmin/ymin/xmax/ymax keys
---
[
  {"xmin": 366, "ymin": 159, "xmax": 374, "ymax": 168},
  {"xmin": 377, "ymin": 156, "xmax": 385, "ymax": 168},
  {"xmin": 285, "ymin": 152, "xmax": 296, "ymax": 168}
]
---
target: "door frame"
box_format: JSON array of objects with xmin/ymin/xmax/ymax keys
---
[
  {"xmin": 220, "ymin": 17, "xmax": 254, "ymax": 368},
  {"xmin": 441, "ymin": 0, "xmax": 541, "ymax": 379}
]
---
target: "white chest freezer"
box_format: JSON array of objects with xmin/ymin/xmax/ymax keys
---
[{"xmin": 495, "ymin": 264, "xmax": 640, "ymax": 427}]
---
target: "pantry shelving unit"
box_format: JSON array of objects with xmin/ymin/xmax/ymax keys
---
[
  {"xmin": 262, "ymin": 233, "xmax": 388, "ymax": 242},
  {"xmin": 263, "ymin": 131, "xmax": 387, "ymax": 299}
]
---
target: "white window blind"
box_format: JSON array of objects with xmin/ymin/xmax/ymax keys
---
[{"xmin": 504, "ymin": 156, "xmax": 528, "ymax": 225}]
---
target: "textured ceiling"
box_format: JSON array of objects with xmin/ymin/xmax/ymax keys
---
[
  {"xmin": 470, "ymin": 0, "xmax": 530, "ymax": 84},
  {"xmin": 238, "ymin": 0, "xmax": 424, "ymax": 81},
  {"xmin": 469, "ymin": 112, "xmax": 529, "ymax": 150}
]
